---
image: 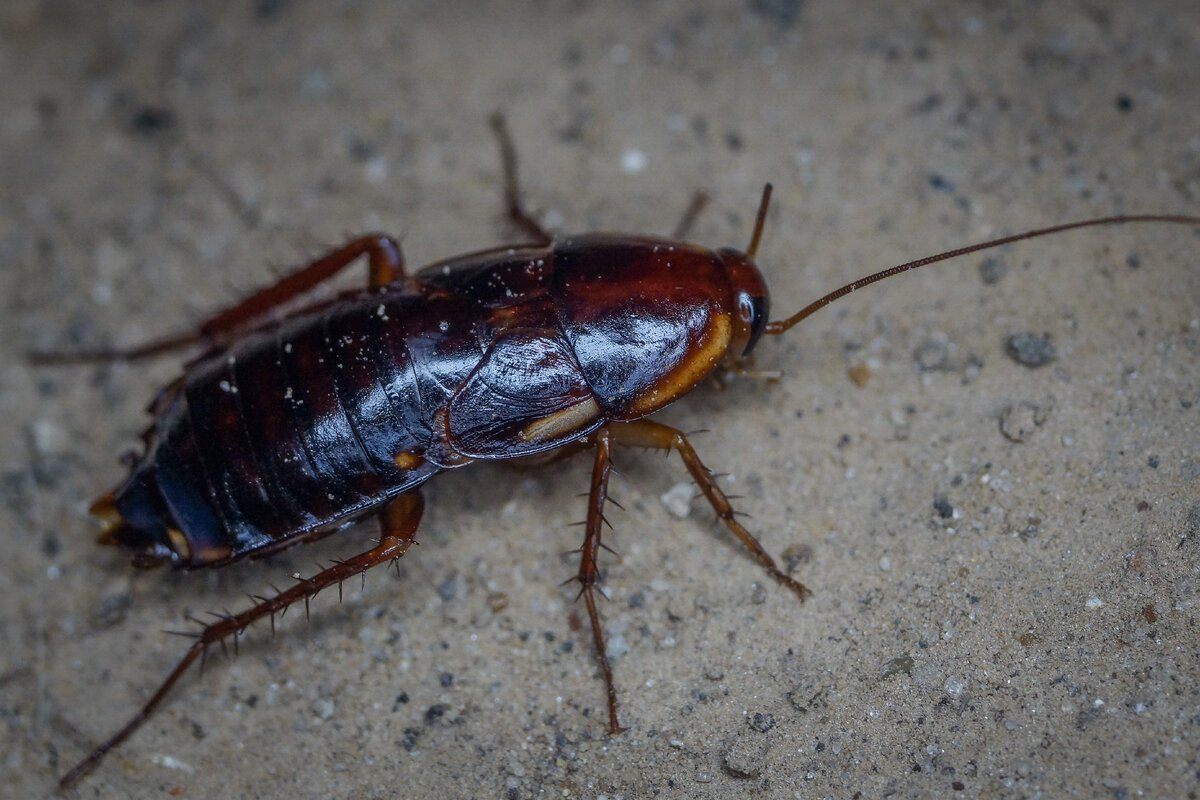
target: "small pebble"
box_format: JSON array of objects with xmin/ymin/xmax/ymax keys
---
[
  {"xmin": 933, "ymin": 496, "xmax": 955, "ymax": 520},
  {"xmin": 660, "ymin": 482, "xmax": 694, "ymax": 518},
  {"xmin": 751, "ymin": 0, "xmax": 802, "ymax": 27},
  {"xmin": 1004, "ymin": 333, "xmax": 1056, "ymax": 368},
  {"xmin": 151, "ymin": 754, "xmax": 195, "ymax": 774},
  {"xmin": 30, "ymin": 419, "xmax": 70, "ymax": 457},
  {"xmin": 93, "ymin": 591, "xmax": 133, "ymax": 628},
  {"xmin": 914, "ymin": 338, "xmax": 951, "ymax": 372},
  {"xmin": 979, "ymin": 256, "xmax": 1007, "ymax": 284},
  {"xmin": 880, "ymin": 654, "xmax": 914, "ymax": 679},
  {"xmin": 723, "ymin": 729, "xmax": 768, "ymax": 778},
  {"xmin": 750, "ymin": 582, "xmax": 767, "ymax": 605},
  {"xmin": 487, "ymin": 592, "xmax": 509, "ymax": 613},
  {"xmin": 620, "ymin": 149, "xmax": 647, "ymax": 174},
  {"xmin": 847, "ymin": 362, "xmax": 870, "ymax": 387},
  {"xmin": 312, "ymin": 698, "xmax": 335, "ymax": 720},
  {"xmin": 748, "ymin": 712, "xmax": 775, "ymax": 733},
  {"xmin": 437, "ymin": 575, "xmax": 458, "ymax": 603},
  {"xmin": 999, "ymin": 402, "xmax": 1040, "ymax": 443},
  {"xmin": 605, "ymin": 634, "xmax": 629, "ymax": 661},
  {"xmin": 781, "ymin": 543, "xmax": 813, "ymax": 573}
]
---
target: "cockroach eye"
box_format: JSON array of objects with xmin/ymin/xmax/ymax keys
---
[{"xmin": 738, "ymin": 292, "xmax": 769, "ymax": 355}]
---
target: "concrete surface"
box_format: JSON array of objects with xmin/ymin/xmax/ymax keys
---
[{"xmin": 2, "ymin": 1, "xmax": 1198, "ymax": 798}]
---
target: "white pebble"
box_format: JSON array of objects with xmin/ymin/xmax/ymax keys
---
[
  {"xmin": 605, "ymin": 634, "xmax": 629, "ymax": 661},
  {"xmin": 151, "ymin": 754, "xmax": 195, "ymax": 774},
  {"xmin": 621, "ymin": 149, "xmax": 648, "ymax": 174},
  {"xmin": 660, "ymin": 482, "xmax": 694, "ymax": 518}
]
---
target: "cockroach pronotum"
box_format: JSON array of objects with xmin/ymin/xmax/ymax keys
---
[{"xmin": 34, "ymin": 113, "xmax": 1199, "ymax": 789}]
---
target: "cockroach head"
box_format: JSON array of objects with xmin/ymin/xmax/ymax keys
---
[
  {"xmin": 717, "ymin": 247, "xmax": 770, "ymax": 357},
  {"xmin": 716, "ymin": 183, "xmax": 775, "ymax": 357}
]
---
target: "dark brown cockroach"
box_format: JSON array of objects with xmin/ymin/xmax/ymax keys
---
[{"xmin": 36, "ymin": 115, "xmax": 1199, "ymax": 788}]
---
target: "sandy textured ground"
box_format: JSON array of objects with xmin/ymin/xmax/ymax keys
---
[{"xmin": 2, "ymin": 1, "xmax": 1198, "ymax": 798}]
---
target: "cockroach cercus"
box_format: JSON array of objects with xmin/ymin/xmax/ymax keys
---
[{"xmin": 33, "ymin": 114, "xmax": 1200, "ymax": 788}]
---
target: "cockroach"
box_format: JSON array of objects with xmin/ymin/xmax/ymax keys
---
[{"xmin": 35, "ymin": 114, "xmax": 1199, "ymax": 789}]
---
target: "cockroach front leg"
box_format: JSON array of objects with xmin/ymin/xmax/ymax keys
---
[
  {"xmin": 31, "ymin": 234, "xmax": 406, "ymax": 363},
  {"xmin": 59, "ymin": 492, "xmax": 424, "ymax": 790},
  {"xmin": 572, "ymin": 428, "xmax": 626, "ymax": 734},
  {"xmin": 611, "ymin": 419, "xmax": 810, "ymax": 601}
]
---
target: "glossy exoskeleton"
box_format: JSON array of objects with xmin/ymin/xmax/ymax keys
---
[{"xmin": 39, "ymin": 114, "xmax": 1200, "ymax": 788}]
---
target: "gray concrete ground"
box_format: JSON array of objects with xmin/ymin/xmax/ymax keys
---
[{"xmin": 2, "ymin": 1, "xmax": 1198, "ymax": 797}]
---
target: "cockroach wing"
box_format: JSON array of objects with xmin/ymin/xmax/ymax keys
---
[{"xmin": 447, "ymin": 327, "xmax": 602, "ymax": 458}]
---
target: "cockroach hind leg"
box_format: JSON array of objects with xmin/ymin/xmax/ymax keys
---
[
  {"xmin": 57, "ymin": 492, "xmax": 425, "ymax": 790},
  {"xmin": 29, "ymin": 234, "xmax": 406, "ymax": 367}
]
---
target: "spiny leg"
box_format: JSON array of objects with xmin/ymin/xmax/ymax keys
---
[
  {"xmin": 572, "ymin": 428, "xmax": 625, "ymax": 734},
  {"xmin": 489, "ymin": 111, "xmax": 553, "ymax": 245},
  {"xmin": 30, "ymin": 234, "xmax": 405, "ymax": 364},
  {"xmin": 59, "ymin": 492, "xmax": 424, "ymax": 789},
  {"xmin": 610, "ymin": 420, "xmax": 810, "ymax": 600},
  {"xmin": 671, "ymin": 190, "xmax": 710, "ymax": 240},
  {"xmin": 201, "ymin": 233, "xmax": 406, "ymax": 334}
]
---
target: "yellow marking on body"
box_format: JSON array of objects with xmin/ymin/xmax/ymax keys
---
[
  {"xmin": 520, "ymin": 396, "xmax": 602, "ymax": 442},
  {"xmin": 89, "ymin": 492, "xmax": 119, "ymax": 522},
  {"xmin": 627, "ymin": 313, "xmax": 732, "ymax": 417},
  {"xmin": 393, "ymin": 450, "xmax": 425, "ymax": 470},
  {"xmin": 194, "ymin": 544, "xmax": 232, "ymax": 563},
  {"xmin": 89, "ymin": 493, "xmax": 122, "ymax": 544},
  {"xmin": 166, "ymin": 528, "xmax": 192, "ymax": 561}
]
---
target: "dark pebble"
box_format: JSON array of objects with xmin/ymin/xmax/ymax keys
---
[
  {"xmin": 1004, "ymin": 333, "xmax": 1056, "ymax": 367},
  {"xmin": 750, "ymin": 0, "xmax": 802, "ymax": 27},
  {"xmin": 749, "ymin": 712, "xmax": 775, "ymax": 732},
  {"xmin": 933, "ymin": 496, "xmax": 954, "ymax": 519}
]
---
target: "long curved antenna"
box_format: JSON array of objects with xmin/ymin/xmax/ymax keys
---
[
  {"xmin": 747, "ymin": 184, "xmax": 773, "ymax": 258},
  {"xmin": 765, "ymin": 214, "xmax": 1200, "ymax": 335}
]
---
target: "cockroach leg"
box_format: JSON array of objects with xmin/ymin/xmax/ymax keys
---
[
  {"xmin": 199, "ymin": 233, "xmax": 407, "ymax": 335},
  {"xmin": 610, "ymin": 420, "xmax": 811, "ymax": 601},
  {"xmin": 26, "ymin": 329, "xmax": 206, "ymax": 365},
  {"xmin": 671, "ymin": 191, "xmax": 710, "ymax": 240},
  {"xmin": 59, "ymin": 491, "xmax": 424, "ymax": 790},
  {"xmin": 29, "ymin": 234, "xmax": 406, "ymax": 364},
  {"xmin": 574, "ymin": 428, "xmax": 625, "ymax": 734},
  {"xmin": 488, "ymin": 111, "xmax": 553, "ymax": 245}
]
